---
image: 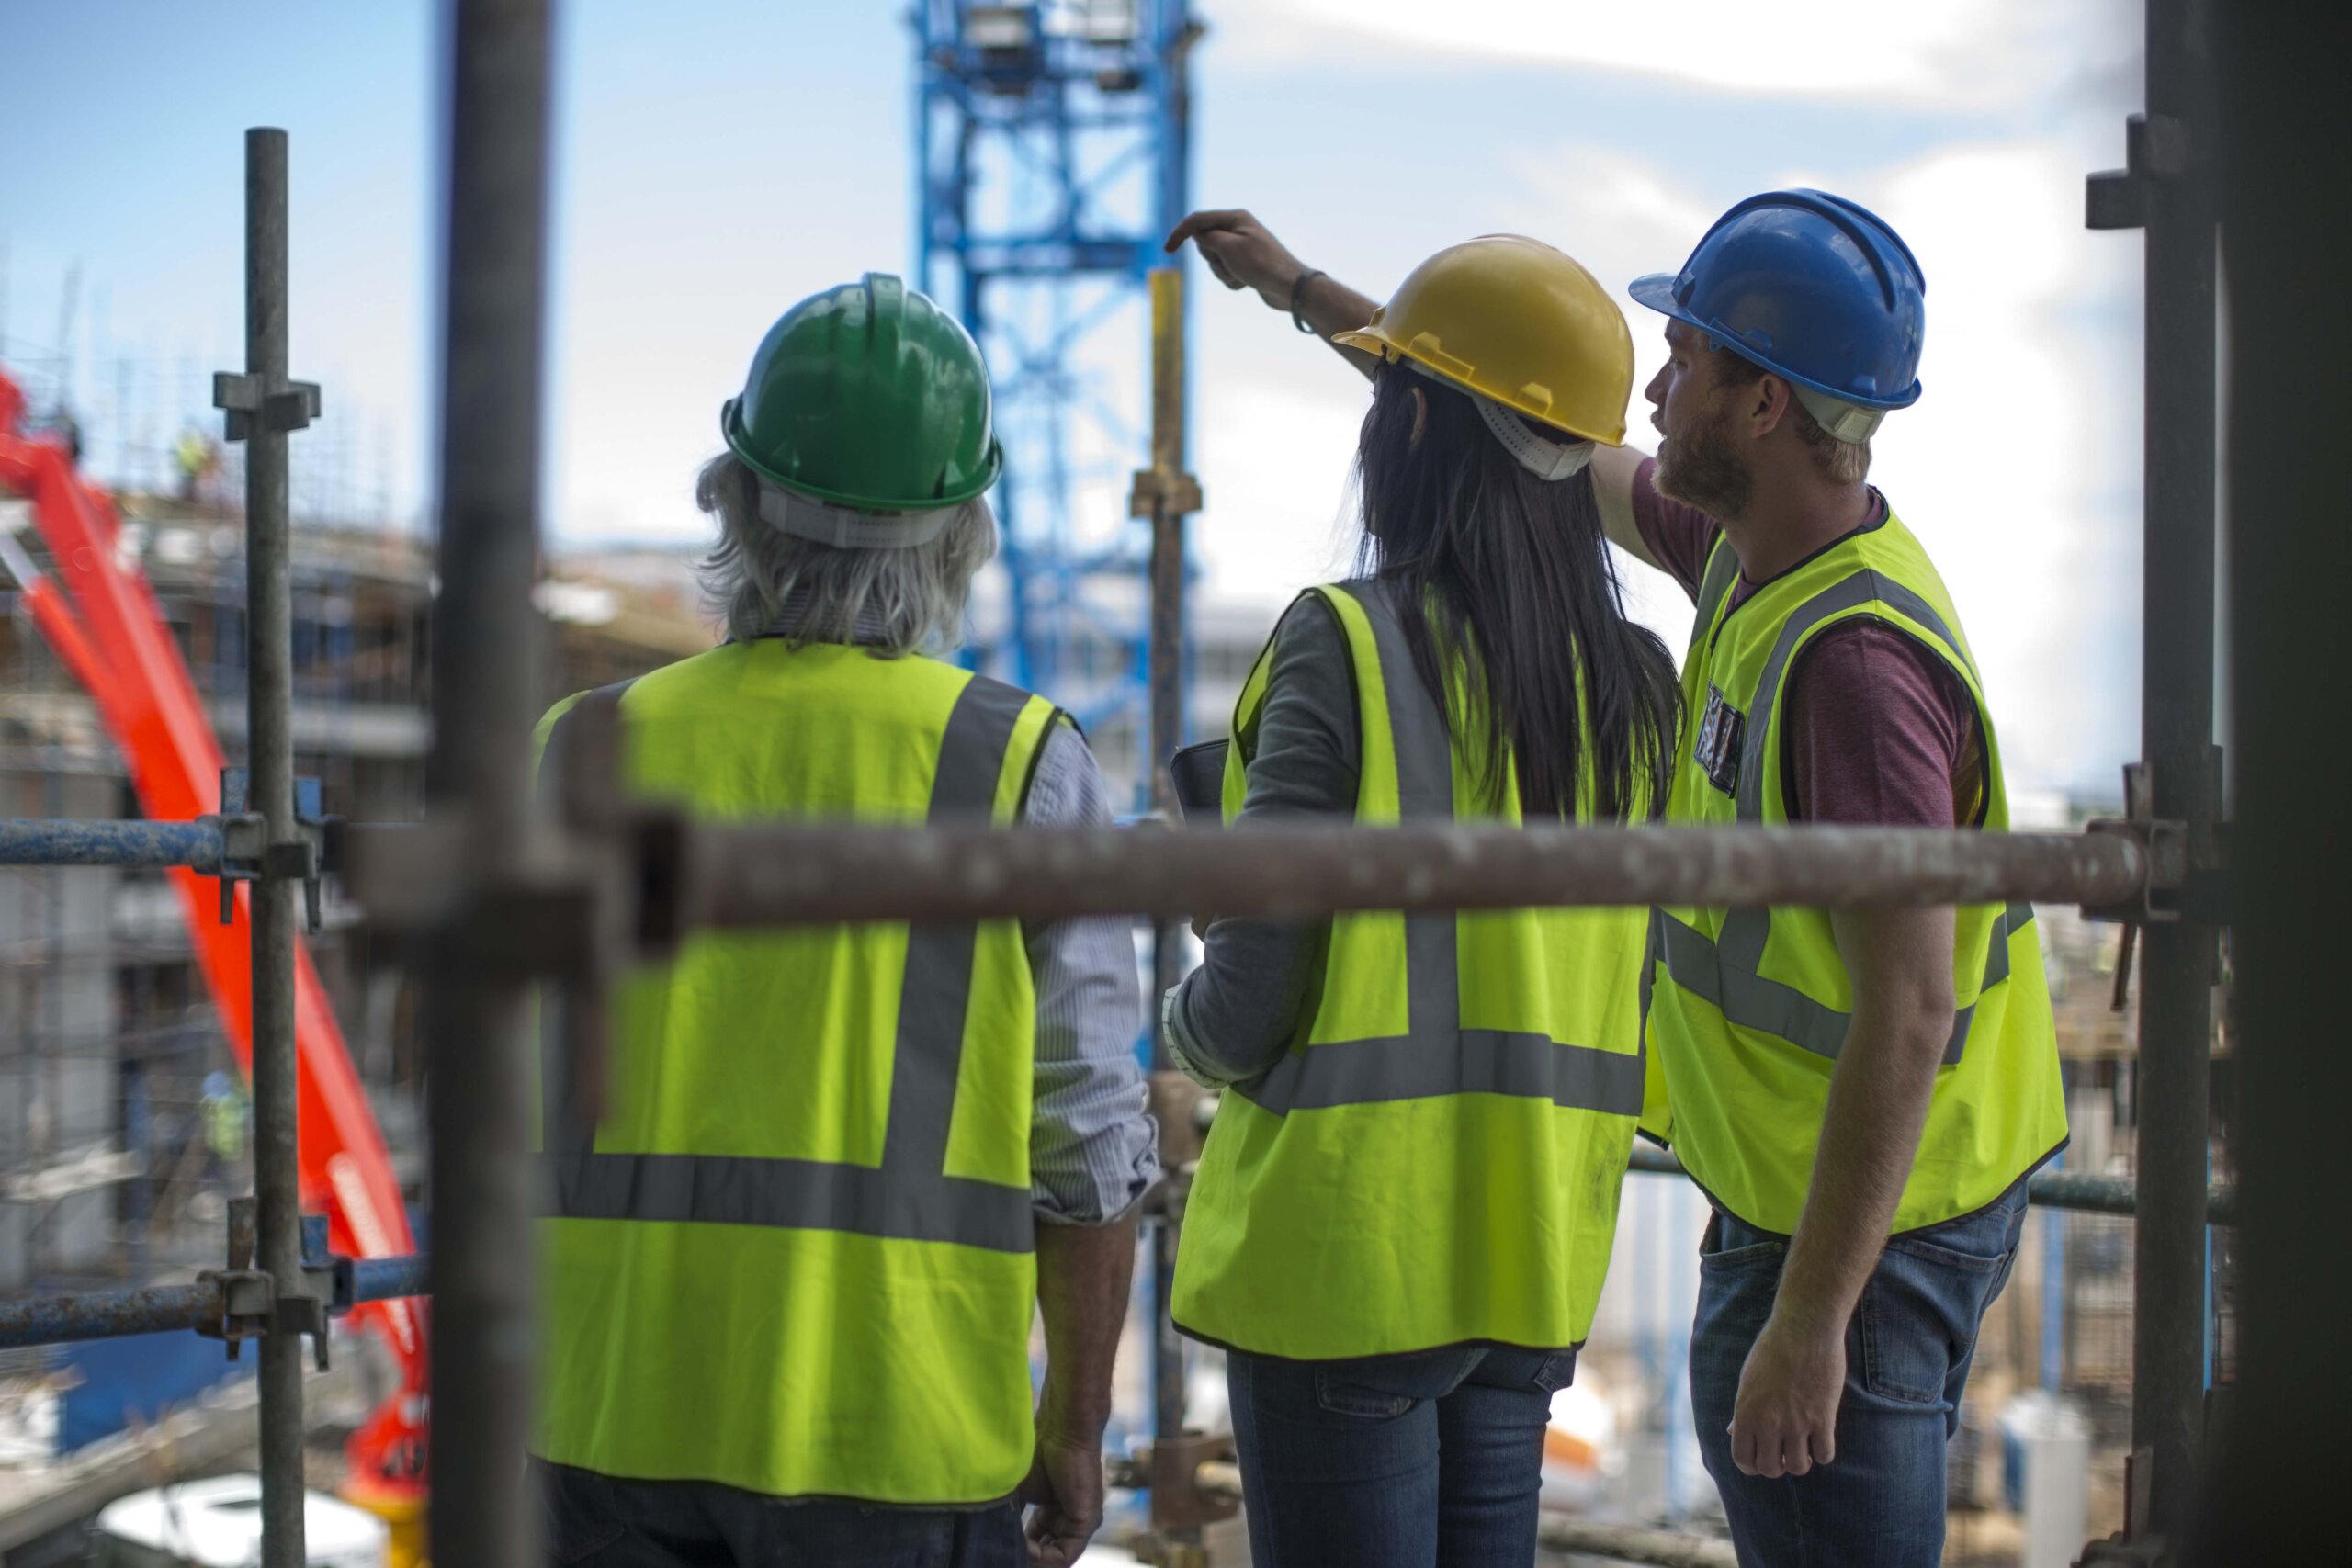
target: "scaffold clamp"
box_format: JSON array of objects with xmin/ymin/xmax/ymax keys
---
[
  {"xmin": 211, "ymin": 371, "xmax": 322, "ymax": 440},
  {"xmin": 216, "ymin": 768, "xmax": 334, "ymax": 931},
  {"xmin": 2081, "ymin": 761, "xmax": 2192, "ymax": 925}
]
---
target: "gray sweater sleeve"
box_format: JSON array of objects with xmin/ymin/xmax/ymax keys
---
[{"xmin": 1164, "ymin": 594, "xmax": 1361, "ymax": 1085}]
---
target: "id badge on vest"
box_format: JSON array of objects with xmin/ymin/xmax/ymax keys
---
[{"xmin": 1695, "ymin": 683, "xmax": 1746, "ymax": 797}]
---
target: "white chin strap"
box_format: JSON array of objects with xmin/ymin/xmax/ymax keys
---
[
  {"xmin": 1408, "ymin": 359, "xmax": 1594, "ymax": 480},
  {"xmin": 1474, "ymin": 395, "xmax": 1595, "ymax": 480},
  {"xmin": 757, "ymin": 478, "xmax": 956, "ymax": 548},
  {"xmin": 1790, "ymin": 383, "xmax": 1885, "ymax": 444}
]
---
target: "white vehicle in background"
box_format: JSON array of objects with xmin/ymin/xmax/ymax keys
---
[{"xmin": 92, "ymin": 1475, "xmax": 387, "ymax": 1568}]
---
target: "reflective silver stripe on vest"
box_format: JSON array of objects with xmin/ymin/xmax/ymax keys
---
[
  {"xmin": 1229, "ymin": 581, "xmax": 1645, "ymax": 1120},
  {"xmin": 544, "ymin": 673, "xmax": 1040, "ymax": 1254},
  {"xmin": 1657, "ymin": 902, "xmax": 2035, "ymax": 1066},
  {"xmin": 1693, "ymin": 536, "xmax": 1741, "ymax": 650}
]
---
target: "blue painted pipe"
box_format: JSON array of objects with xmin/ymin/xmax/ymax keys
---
[
  {"xmin": 0, "ymin": 1254, "xmax": 429, "ymax": 1350},
  {"xmin": 0, "ymin": 1281, "xmax": 222, "ymax": 1350},
  {"xmin": 0, "ymin": 818, "xmax": 225, "ymax": 872},
  {"xmin": 351, "ymin": 1255, "xmax": 429, "ymax": 1305}
]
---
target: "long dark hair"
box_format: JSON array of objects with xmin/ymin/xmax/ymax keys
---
[{"xmin": 1353, "ymin": 362, "xmax": 1679, "ymax": 822}]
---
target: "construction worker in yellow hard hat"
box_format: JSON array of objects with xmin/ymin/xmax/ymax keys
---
[{"xmin": 1161, "ymin": 212, "xmax": 1678, "ymax": 1568}]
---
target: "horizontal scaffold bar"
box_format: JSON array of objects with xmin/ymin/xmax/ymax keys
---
[
  {"xmin": 0, "ymin": 817, "xmax": 225, "ymax": 872},
  {"xmin": 0, "ymin": 1253, "xmax": 429, "ymax": 1351},
  {"xmin": 684, "ymin": 822, "xmax": 2148, "ymax": 927},
  {"xmin": 1629, "ymin": 1142, "xmax": 2234, "ymax": 1224}
]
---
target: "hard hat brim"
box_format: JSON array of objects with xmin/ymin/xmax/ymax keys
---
[
  {"xmin": 1626, "ymin": 273, "xmax": 1922, "ymax": 412},
  {"xmin": 1330, "ymin": 329, "xmax": 1628, "ymax": 447}
]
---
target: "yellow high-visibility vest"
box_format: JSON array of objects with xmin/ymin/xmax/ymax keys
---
[
  {"xmin": 1175, "ymin": 581, "xmax": 1648, "ymax": 1359},
  {"xmin": 1643, "ymin": 513, "xmax": 2067, "ymax": 1235},
  {"xmin": 531, "ymin": 640, "xmax": 1062, "ymax": 1504}
]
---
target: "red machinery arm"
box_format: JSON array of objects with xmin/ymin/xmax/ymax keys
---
[{"xmin": 0, "ymin": 369, "xmax": 426, "ymax": 1500}]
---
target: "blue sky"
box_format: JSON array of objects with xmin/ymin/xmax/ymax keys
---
[{"xmin": 4, "ymin": 2, "xmax": 2148, "ymax": 793}]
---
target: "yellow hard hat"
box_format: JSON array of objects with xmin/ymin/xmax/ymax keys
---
[{"xmin": 1334, "ymin": 235, "xmax": 1634, "ymax": 446}]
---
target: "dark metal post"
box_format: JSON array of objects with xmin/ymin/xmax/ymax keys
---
[
  {"xmin": 2197, "ymin": 4, "xmax": 2352, "ymax": 1560},
  {"xmin": 1130, "ymin": 264, "xmax": 1203, "ymax": 1545},
  {"xmin": 427, "ymin": 4, "xmax": 554, "ymax": 1567},
  {"xmin": 2128, "ymin": 0, "xmax": 2220, "ymax": 1547},
  {"xmin": 239, "ymin": 126, "xmax": 307, "ymax": 1568}
]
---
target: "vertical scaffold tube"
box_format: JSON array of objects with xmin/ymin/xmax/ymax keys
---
[
  {"xmin": 241, "ymin": 125, "xmax": 308, "ymax": 1568},
  {"xmin": 427, "ymin": 5, "xmax": 553, "ymax": 1566}
]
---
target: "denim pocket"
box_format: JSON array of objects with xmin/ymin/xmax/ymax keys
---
[
  {"xmin": 1313, "ymin": 1369, "xmax": 1418, "ymax": 1419},
  {"xmin": 1861, "ymin": 1233, "xmax": 2018, "ymax": 1405},
  {"xmin": 1698, "ymin": 1234, "xmax": 1788, "ymax": 1273}
]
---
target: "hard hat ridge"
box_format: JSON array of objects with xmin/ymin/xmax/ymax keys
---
[
  {"xmin": 720, "ymin": 272, "xmax": 1003, "ymax": 525},
  {"xmin": 1628, "ymin": 187, "xmax": 1927, "ymax": 441}
]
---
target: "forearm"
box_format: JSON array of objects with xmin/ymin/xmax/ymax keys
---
[
  {"xmin": 1772, "ymin": 1002, "xmax": 1946, "ymax": 1333},
  {"xmin": 1291, "ymin": 271, "xmax": 1383, "ymax": 378},
  {"xmin": 1034, "ymin": 1210, "xmax": 1139, "ymax": 1440},
  {"xmin": 1166, "ymin": 913, "xmax": 1324, "ymax": 1084},
  {"xmin": 1590, "ymin": 442, "xmax": 1660, "ymax": 569}
]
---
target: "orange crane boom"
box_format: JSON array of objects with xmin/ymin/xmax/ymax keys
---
[{"xmin": 0, "ymin": 368, "xmax": 427, "ymax": 1503}]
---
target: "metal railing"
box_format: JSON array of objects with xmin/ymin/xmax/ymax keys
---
[{"xmin": 0, "ymin": 0, "xmax": 2282, "ymax": 1562}]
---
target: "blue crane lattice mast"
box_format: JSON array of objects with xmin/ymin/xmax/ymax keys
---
[{"xmin": 912, "ymin": 1, "xmax": 1198, "ymax": 784}]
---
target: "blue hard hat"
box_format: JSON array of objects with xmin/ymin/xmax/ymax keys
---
[{"xmin": 1629, "ymin": 188, "xmax": 1926, "ymax": 412}]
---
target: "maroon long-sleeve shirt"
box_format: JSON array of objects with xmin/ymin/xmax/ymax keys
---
[{"xmin": 1632, "ymin": 459, "xmax": 1984, "ymax": 829}]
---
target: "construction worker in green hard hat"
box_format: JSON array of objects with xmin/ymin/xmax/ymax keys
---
[{"xmin": 527, "ymin": 274, "xmax": 1157, "ymax": 1568}]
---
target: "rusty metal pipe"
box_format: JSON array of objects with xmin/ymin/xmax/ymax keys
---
[
  {"xmin": 688, "ymin": 822, "xmax": 2146, "ymax": 928},
  {"xmin": 0, "ymin": 1255, "xmax": 431, "ymax": 1351}
]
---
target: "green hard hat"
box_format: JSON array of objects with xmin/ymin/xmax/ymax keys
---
[{"xmin": 720, "ymin": 273, "xmax": 1002, "ymax": 513}]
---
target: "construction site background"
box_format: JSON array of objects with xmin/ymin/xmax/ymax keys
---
[{"xmin": 0, "ymin": 344, "xmax": 2228, "ymax": 1567}]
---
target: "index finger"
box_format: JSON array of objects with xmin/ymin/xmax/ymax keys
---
[{"xmin": 1165, "ymin": 209, "xmax": 1253, "ymax": 253}]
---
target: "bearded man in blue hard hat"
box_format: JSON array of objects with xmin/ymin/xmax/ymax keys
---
[
  {"xmin": 1168, "ymin": 197, "xmax": 2064, "ymax": 1566},
  {"xmin": 528, "ymin": 274, "xmax": 1158, "ymax": 1568}
]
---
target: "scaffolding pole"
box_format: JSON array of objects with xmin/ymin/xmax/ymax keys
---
[
  {"xmin": 233, "ymin": 127, "xmax": 309, "ymax": 1568},
  {"xmin": 0, "ymin": 818, "xmax": 226, "ymax": 869},
  {"xmin": 1136, "ymin": 264, "xmax": 1202, "ymax": 1548},
  {"xmin": 2197, "ymin": 2, "xmax": 2351, "ymax": 1560},
  {"xmin": 641, "ymin": 820, "xmax": 2148, "ymax": 928},
  {"xmin": 2131, "ymin": 0, "xmax": 2220, "ymax": 1546},
  {"xmin": 424, "ymin": 4, "xmax": 554, "ymax": 1566}
]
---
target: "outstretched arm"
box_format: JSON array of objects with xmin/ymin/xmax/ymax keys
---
[
  {"xmin": 1164, "ymin": 209, "xmax": 1382, "ymax": 379},
  {"xmin": 1590, "ymin": 442, "xmax": 1661, "ymax": 570}
]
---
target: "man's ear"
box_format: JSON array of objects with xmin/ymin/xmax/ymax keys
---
[
  {"xmin": 1408, "ymin": 384, "xmax": 1429, "ymax": 446},
  {"xmin": 1750, "ymin": 375, "xmax": 1797, "ymax": 439}
]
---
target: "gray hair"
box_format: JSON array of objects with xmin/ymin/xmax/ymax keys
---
[{"xmin": 695, "ymin": 453, "xmax": 997, "ymax": 655}]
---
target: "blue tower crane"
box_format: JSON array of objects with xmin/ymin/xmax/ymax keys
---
[{"xmin": 911, "ymin": 0, "xmax": 1200, "ymax": 788}]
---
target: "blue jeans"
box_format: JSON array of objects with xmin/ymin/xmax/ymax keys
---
[
  {"xmin": 1689, "ymin": 1178, "xmax": 2030, "ymax": 1568},
  {"xmin": 1227, "ymin": 1344, "xmax": 1575, "ymax": 1568},
  {"xmin": 534, "ymin": 1460, "xmax": 1023, "ymax": 1568}
]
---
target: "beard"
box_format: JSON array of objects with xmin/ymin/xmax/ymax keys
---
[{"xmin": 1654, "ymin": 400, "xmax": 1751, "ymax": 520}]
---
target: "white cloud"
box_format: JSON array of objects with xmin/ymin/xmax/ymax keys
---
[
  {"xmin": 1851, "ymin": 141, "xmax": 2140, "ymax": 793},
  {"xmin": 1193, "ymin": 378, "xmax": 1365, "ymax": 607},
  {"xmin": 1230, "ymin": 0, "xmax": 2118, "ymax": 110}
]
